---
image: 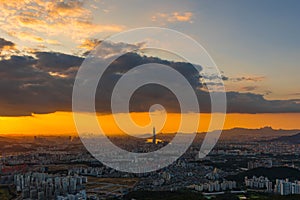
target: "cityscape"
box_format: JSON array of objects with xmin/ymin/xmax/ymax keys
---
[
  {"xmin": 1, "ymin": 0, "xmax": 300, "ymax": 200},
  {"xmin": 1, "ymin": 127, "xmax": 300, "ymax": 199}
]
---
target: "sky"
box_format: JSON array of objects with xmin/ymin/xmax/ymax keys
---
[{"xmin": 0, "ymin": 0, "xmax": 299, "ymax": 135}]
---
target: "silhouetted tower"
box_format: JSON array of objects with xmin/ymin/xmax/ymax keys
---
[{"xmin": 153, "ymin": 126, "xmax": 156, "ymax": 144}]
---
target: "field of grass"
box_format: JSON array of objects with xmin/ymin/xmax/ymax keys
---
[
  {"xmin": 86, "ymin": 177, "xmax": 139, "ymax": 197},
  {"xmin": 87, "ymin": 177, "xmax": 139, "ymax": 187}
]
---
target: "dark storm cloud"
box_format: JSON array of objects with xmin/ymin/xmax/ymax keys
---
[
  {"xmin": 0, "ymin": 38, "xmax": 300, "ymax": 116},
  {"xmin": 95, "ymin": 52, "xmax": 205, "ymax": 113},
  {"xmin": 0, "ymin": 51, "xmax": 76, "ymax": 116},
  {"xmin": 0, "ymin": 38, "xmax": 15, "ymax": 51},
  {"xmin": 35, "ymin": 52, "xmax": 83, "ymax": 73},
  {"xmin": 226, "ymin": 92, "xmax": 300, "ymax": 113}
]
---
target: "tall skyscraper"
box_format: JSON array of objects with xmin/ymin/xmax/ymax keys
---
[{"xmin": 153, "ymin": 126, "xmax": 156, "ymax": 144}]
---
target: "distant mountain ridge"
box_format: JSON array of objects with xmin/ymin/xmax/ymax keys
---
[
  {"xmin": 220, "ymin": 126, "xmax": 300, "ymax": 134},
  {"xmin": 271, "ymin": 132, "xmax": 300, "ymax": 144},
  {"xmin": 203, "ymin": 127, "xmax": 300, "ymax": 142}
]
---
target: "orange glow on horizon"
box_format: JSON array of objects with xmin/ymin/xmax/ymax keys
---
[{"xmin": 0, "ymin": 112, "xmax": 300, "ymax": 136}]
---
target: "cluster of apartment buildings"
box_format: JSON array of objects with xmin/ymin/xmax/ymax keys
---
[
  {"xmin": 194, "ymin": 180, "xmax": 237, "ymax": 192},
  {"xmin": 245, "ymin": 176, "xmax": 300, "ymax": 196},
  {"xmin": 274, "ymin": 179, "xmax": 300, "ymax": 195},
  {"xmin": 14, "ymin": 172, "xmax": 87, "ymax": 200},
  {"xmin": 245, "ymin": 176, "xmax": 273, "ymax": 192},
  {"xmin": 247, "ymin": 159, "xmax": 273, "ymax": 170}
]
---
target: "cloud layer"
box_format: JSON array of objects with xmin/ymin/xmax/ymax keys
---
[
  {"xmin": 1, "ymin": 38, "xmax": 300, "ymax": 116},
  {"xmin": 152, "ymin": 12, "xmax": 193, "ymax": 23},
  {"xmin": 0, "ymin": 38, "xmax": 15, "ymax": 50},
  {"xmin": 0, "ymin": 0, "xmax": 123, "ymax": 45}
]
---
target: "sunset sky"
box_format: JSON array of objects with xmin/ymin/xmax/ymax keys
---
[{"xmin": 0, "ymin": 0, "xmax": 300, "ymax": 136}]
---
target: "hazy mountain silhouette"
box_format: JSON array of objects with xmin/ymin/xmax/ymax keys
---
[{"xmin": 271, "ymin": 132, "xmax": 300, "ymax": 144}]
